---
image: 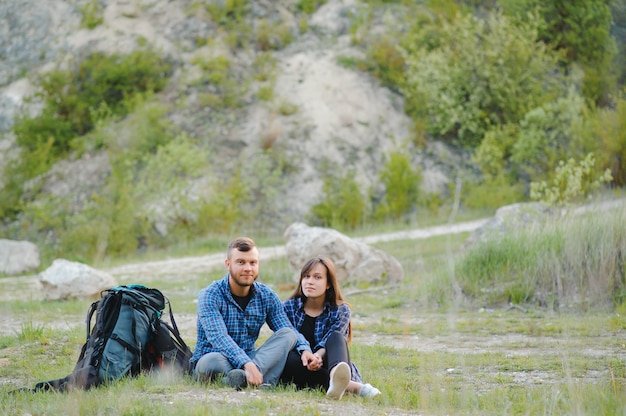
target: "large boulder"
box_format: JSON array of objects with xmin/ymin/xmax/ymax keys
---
[
  {"xmin": 39, "ymin": 259, "xmax": 118, "ymax": 300},
  {"xmin": 465, "ymin": 202, "xmax": 552, "ymax": 247},
  {"xmin": 0, "ymin": 239, "xmax": 40, "ymax": 275},
  {"xmin": 284, "ymin": 222, "xmax": 403, "ymax": 285}
]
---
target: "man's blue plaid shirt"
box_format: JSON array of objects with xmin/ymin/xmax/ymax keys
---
[{"xmin": 190, "ymin": 274, "xmax": 311, "ymax": 369}]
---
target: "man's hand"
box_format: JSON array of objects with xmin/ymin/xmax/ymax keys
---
[
  {"xmin": 301, "ymin": 350, "xmax": 322, "ymax": 371},
  {"xmin": 243, "ymin": 361, "xmax": 263, "ymax": 386}
]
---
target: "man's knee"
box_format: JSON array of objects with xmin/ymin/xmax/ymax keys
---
[
  {"xmin": 276, "ymin": 327, "xmax": 297, "ymax": 348},
  {"xmin": 194, "ymin": 352, "xmax": 231, "ymax": 381}
]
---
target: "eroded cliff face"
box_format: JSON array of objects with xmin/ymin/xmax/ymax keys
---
[{"xmin": 0, "ymin": 0, "xmax": 458, "ymax": 234}]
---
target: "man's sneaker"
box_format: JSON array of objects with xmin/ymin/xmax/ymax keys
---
[
  {"xmin": 359, "ymin": 383, "xmax": 381, "ymax": 398},
  {"xmin": 326, "ymin": 362, "xmax": 350, "ymax": 400},
  {"xmin": 223, "ymin": 369, "xmax": 247, "ymax": 390}
]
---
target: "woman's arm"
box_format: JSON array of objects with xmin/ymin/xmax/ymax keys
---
[{"xmin": 316, "ymin": 304, "xmax": 351, "ymax": 350}]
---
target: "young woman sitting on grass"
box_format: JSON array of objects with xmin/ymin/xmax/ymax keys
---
[{"xmin": 280, "ymin": 256, "xmax": 381, "ymax": 399}]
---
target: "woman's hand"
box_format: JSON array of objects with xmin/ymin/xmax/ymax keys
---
[{"xmin": 301, "ymin": 350, "xmax": 323, "ymax": 371}]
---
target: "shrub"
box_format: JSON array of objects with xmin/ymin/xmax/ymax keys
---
[
  {"xmin": 0, "ymin": 138, "xmax": 55, "ymax": 218},
  {"xmin": 296, "ymin": 0, "xmax": 327, "ymax": 14},
  {"xmin": 530, "ymin": 153, "xmax": 613, "ymax": 207},
  {"xmin": 236, "ymin": 148, "xmax": 298, "ymax": 232},
  {"xmin": 589, "ymin": 95, "xmax": 626, "ymax": 186},
  {"xmin": 509, "ymin": 89, "xmax": 590, "ymax": 181},
  {"xmin": 5, "ymin": 99, "xmax": 203, "ymax": 262},
  {"xmin": 277, "ymin": 100, "xmax": 298, "ymax": 116},
  {"xmin": 255, "ymin": 20, "xmax": 293, "ymax": 51},
  {"xmin": 374, "ymin": 151, "xmax": 421, "ymax": 221},
  {"xmin": 195, "ymin": 172, "xmax": 251, "ymax": 235},
  {"xmin": 252, "ymin": 53, "xmax": 277, "ymax": 82},
  {"xmin": 310, "ymin": 170, "xmax": 368, "ymax": 230},
  {"xmin": 80, "ymin": 0, "xmax": 104, "ymax": 29},
  {"xmin": 364, "ymin": 37, "xmax": 406, "ymax": 91},
  {"xmin": 462, "ymin": 174, "xmax": 524, "ymax": 210},
  {"xmin": 500, "ymin": 0, "xmax": 618, "ymax": 105},
  {"xmin": 195, "ymin": 148, "xmax": 299, "ymax": 236},
  {"xmin": 206, "ymin": 0, "xmax": 249, "ymax": 27},
  {"xmin": 402, "ymin": 11, "xmax": 566, "ymax": 147},
  {"xmin": 118, "ymin": 98, "xmax": 176, "ymax": 157},
  {"xmin": 337, "ymin": 37, "xmax": 406, "ymax": 93},
  {"xmin": 13, "ymin": 49, "xmax": 172, "ymax": 156},
  {"xmin": 192, "ymin": 55, "xmax": 247, "ymax": 109}
]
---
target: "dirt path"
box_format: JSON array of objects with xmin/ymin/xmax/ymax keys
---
[
  {"xmin": 106, "ymin": 218, "xmax": 489, "ymax": 277},
  {"xmin": 0, "ymin": 217, "xmax": 488, "ymax": 303}
]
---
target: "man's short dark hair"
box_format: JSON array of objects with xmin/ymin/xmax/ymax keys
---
[{"xmin": 227, "ymin": 237, "xmax": 257, "ymax": 259}]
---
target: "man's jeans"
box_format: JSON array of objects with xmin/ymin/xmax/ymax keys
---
[{"xmin": 194, "ymin": 327, "xmax": 297, "ymax": 386}]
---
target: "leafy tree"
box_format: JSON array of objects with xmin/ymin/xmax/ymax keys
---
[
  {"xmin": 402, "ymin": 11, "xmax": 567, "ymax": 147},
  {"xmin": 510, "ymin": 89, "xmax": 590, "ymax": 181},
  {"xmin": 499, "ymin": 0, "xmax": 618, "ymax": 105}
]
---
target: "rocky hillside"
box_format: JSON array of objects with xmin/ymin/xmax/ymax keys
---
[{"xmin": 0, "ymin": 0, "xmax": 458, "ymax": 238}]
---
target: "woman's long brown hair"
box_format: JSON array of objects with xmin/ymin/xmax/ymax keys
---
[{"xmin": 290, "ymin": 256, "xmax": 352, "ymax": 343}]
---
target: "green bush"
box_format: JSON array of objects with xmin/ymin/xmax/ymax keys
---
[
  {"xmin": 3, "ymin": 49, "xmax": 173, "ymax": 220},
  {"xmin": 192, "ymin": 55, "xmax": 247, "ymax": 109},
  {"xmin": 500, "ymin": 0, "xmax": 618, "ymax": 105},
  {"xmin": 465, "ymin": 87, "xmax": 599, "ymax": 201},
  {"xmin": 462, "ymin": 174, "xmax": 524, "ymax": 210},
  {"xmin": 364, "ymin": 37, "xmax": 406, "ymax": 90},
  {"xmin": 206, "ymin": 0, "xmax": 249, "ymax": 27},
  {"xmin": 0, "ymin": 139, "xmax": 55, "ymax": 218},
  {"xmin": 374, "ymin": 151, "xmax": 421, "ymax": 221},
  {"xmin": 252, "ymin": 52, "xmax": 277, "ymax": 82},
  {"xmin": 196, "ymin": 171, "xmax": 251, "ymax": 235},
  {"xmin": 5, "ymin": 99, "xmax": 205, "ymax": 262},
  {"xmin": 510, "ymin": 90, "xmax": 591, "ymax": 181},
  {"xmin": 402, "ymin": 10, "xmax": 567, "ymax": 147},
  {"xmin": 310, "ymin": 170, "xmax": 368, "ymax": 230},
  {"xmin": 13, "ymin": 49, "xmax": 172, "ymax": 157},
  {"xmin": 243, "ymin": 149, "xmax": 298, "ymax": 231},
  {"xmin": 80, "ymin": 0, "xmax": 104, "ymax": 29},
  {"xmin": 590, "ymin": 94, "xmax": 626, "ymax": 186},
  {"xmin": 255, "ymin": 20, "xmax": 293, "ymax": 51},
  {"xmin": 192, "ymin": 148, "xmax": 299, "ymax": 236},
  {"xmin": 116, "ymin": 98, "xmax": 175, "ymax": 157},
  {"xmin": 530, "ymin": 153, "xmax": 613, "ymax": 207},
  {"xmin": 296, "ymin": 0, "xmax": 328, "ymax": 14},
  {"xmin": 471, "ymin": 123, "xmax": 517, "ymax": 177}
]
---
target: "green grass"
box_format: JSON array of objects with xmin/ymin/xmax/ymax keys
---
[
  {"xmin": 3, "ymin": 206, "xmax": 626, "ymax": 414},
  {"xmin": 456, "ymin": 203, "xmax": 626, "ymax": 308},
  {"xmin": 3, "ymin": 319, "xmax": 625, "ymax": 415}
]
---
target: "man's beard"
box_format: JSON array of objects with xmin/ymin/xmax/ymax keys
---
[{"xmin": 230, "ymin": 269, "xmax": 257, "ymax": 287}]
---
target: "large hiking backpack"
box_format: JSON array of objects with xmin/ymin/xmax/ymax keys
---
[{"xmin": 32, "ymin": 284, "xmax": 192, "ymax": 392}]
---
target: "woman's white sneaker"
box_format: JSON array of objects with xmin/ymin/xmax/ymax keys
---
[
  {"xmin": 327, "ymin": 362, "xmax": 350, "ymax": 400},
  {"xmin": 359, "ymin": 383, "xmax": 381, "ymax": 398}
]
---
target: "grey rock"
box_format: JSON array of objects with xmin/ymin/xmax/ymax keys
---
[
  {"xmin": 284, "ymin": 222, "xmax": 403, "ymax": 285},
  {"xmin": 0, "ymin": 239, "xmax": 40, "ymax": 275},
  {"xmin": 39, "ymin": 259, "xmax": 118, "ymax": 300},
  {"xmin": 465, "ymin": 202, "xmax": 552, "ymax": 247}
]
